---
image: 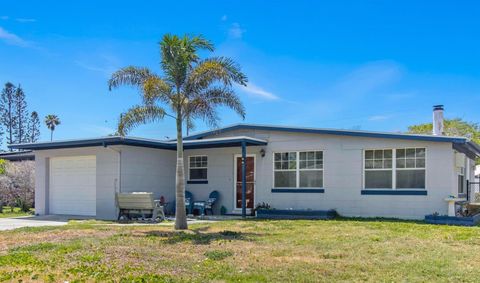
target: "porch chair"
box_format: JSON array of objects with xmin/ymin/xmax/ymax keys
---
[
  {"xmin": 185, "ymin": 191, "xmax": 194, "ymax": 215},
  {"xmin": 193, "ymin": 191, "xmax": 219, "ymax": 216},
  {"xmin": 205, "ymin": 191, "xmax": 219, "ymax": 215}
]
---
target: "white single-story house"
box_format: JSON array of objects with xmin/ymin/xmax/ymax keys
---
[{"xmin": 9, "ymin": 106, "xmax": 480, "ymax": 220}]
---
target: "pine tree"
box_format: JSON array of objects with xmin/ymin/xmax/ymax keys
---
[
  {"xmin": 27, "ymin": 111, "xmax": 40, "ymax": 142},
  {"xmin": 13, "ymin": 85, "xmax": 28, "ymax": 143},
  {"xmin": 0, "ymin": 82, "xmax": 16, "ymax": 149}
]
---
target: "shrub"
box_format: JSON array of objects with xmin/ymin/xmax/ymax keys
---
[{"xmin": 0, "ymin": 161, "xmax": 34, "ymax": 212}]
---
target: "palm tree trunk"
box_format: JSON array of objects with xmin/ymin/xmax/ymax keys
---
[
  {"xmin": 174, "ymin": 114, "xmax": 188, "ymax": 230},
  {"xmin": 50, "ymin": 130, "xmax": 53, "ymax": 141}
]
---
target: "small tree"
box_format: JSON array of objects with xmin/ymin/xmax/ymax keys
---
[
  {"xmin": 13, "ymin": 85, "xmax": 29, "ymax": 144},
  {"xmin": 408, "ymin": 118, "xmax": 480, "ymax": 143},
  {"xmin": 0, "ymin": 161, "xmax": 34, "ymax": 212},
  {"xmin": 0, "ymin": 82, "xmax": 16, "ymax": 149},
  {"xmin": 0, "ymin": 159, "xmax": 7, "ymax": 175},
  {"xmin": 27, "ymin": 111, "xmax": 41, "ymax": 142},
  {"xmin": 0, "ymin": 159, "xmax": 5, "ymax": 213},
  {"xmin": 408, "ymin": 118, "xmax": 480, "ymax": 163},
  {"xmin": 45, "ymin": 114, "xmax": 60, "ymax": 141}
]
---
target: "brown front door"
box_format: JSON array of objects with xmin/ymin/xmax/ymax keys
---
[{"xmin": 236, "ymin": 156, "xmax": 255, "ymax": 209}]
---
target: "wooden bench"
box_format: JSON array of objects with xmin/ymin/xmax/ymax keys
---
[{"xmin": 116, "ymin": 192, "xmax": 165, "ymax": 221}]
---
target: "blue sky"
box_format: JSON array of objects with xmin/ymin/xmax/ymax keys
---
[{"xmin": 0, "ymin": 1, "xmax": 479, "ymax": 144}]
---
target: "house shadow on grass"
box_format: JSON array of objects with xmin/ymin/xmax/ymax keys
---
[{"xmin": 142, "ymin": 228, "xmax": 259, "ymax": 245}]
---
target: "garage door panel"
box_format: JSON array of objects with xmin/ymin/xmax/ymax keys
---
[
  {"xmin": 50, "ymin": 201, "xmax": 96, "ymax": 215},
  {"xmin": 49, "ymin": 156, "xmax": 96, "ymax": 216}
]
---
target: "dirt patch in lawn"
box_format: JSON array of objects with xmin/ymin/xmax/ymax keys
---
[{"xmin": 0, "ymin": 228, "xmax": 116, "ymax": 253}]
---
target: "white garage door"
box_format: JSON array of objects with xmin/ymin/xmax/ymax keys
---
[{"xmin": 49, "ymin": 156, "xmax": 96, "ymax": 216}]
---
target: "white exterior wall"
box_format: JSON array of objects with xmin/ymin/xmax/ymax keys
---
[
  {"xmin": 119, "ymin": 146, "xmax": 176, "ymax": 207},
  {"xmin": 34, "ymin": 145, "xmax": 176, "ymax": 220},
  {"xmin": 184, "ymin": 147, "xmax": 261, "ymax": 214},
  {"xmin": 33, "ymin": 129, "xmax": 475, "ymax": 220},
  {"xmin": 34, "ymin": 146, "xmax": 119, "ymax": 220},
  {"xmin": 199, "ymin": 129, "xmax": 463, "ymax": 219}
]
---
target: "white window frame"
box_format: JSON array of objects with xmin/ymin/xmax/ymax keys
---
[
  {"xmin": 273, "ymin": 151, "xmax": 298, "ymax": 188},
  {"xmin": 395, "ymin": 147, "xmax": 427, "ymax": 190},
  {"xmin": 188, "ymin": 155, "xmax": 208, "ymax": 181},
  {"xmin": 273, "ymin": 150, "xmax": 324, "ymax": 188},
  {"xmin": 458, "ymin": 167, "xmax": 465, "ymax": 194},
  {"xmin": 363, "ymin": 148, "xmax": 394, "ymax": 189},
  {"xmin": 362, "ymin": 147, "xmax": 427, "ymax": 190}
]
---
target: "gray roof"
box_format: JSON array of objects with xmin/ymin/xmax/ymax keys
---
[
  {"xmin": 8, "ymin": 136, "xmax": 267, "ymax": 151},
  {"xmin": 0, "ymin": 150, "xmax": 34, "ymax": 161},
  {"xmin": 7, "ymin": 123, "xmax": 480, "ymax": 159},
  {"xmin": 184, "ymin": 123, "xmax": 469, "ymax": 142},
  {"xmin": 183, "ymin": 123, "xmax": 480, "ymax": 158}
]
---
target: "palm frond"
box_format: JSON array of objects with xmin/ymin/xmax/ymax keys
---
[
  {"xmin": 160, "ymin": 34, "xmax": 215, "ymax": 89},
  {"xmin": 188, "ymin": 100, "xmax": 220, "ymax": 128},
  {"xmin": 186, "ymin": 57, "xmax": 247, "ymax": 94},
  {"xmin": 44, "ymin": 115, "xmax": 61, "ymax": 130},
  {"xmin": 108, "ymin": 66, "xmax": 156, "ymax": 91},
  {"xmin": 185, "ymin": 113, "xmax": 196, "ymax": 135},
  {"xmin": 142, "ymin": 77, "xmax": 173, "ymax": 105},
  {"xmin": 190, "ymin": 86, "xmax": 245, "ymax": 119},
  {"xmin": 188, "ymin": 34, "xmax": 214, "ymax": 52},
  {"xmin": 117, "ymin": 105, "xmax": 166, "ymax": 136}
]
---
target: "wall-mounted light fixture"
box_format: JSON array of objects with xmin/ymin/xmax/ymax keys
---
[{"xmin": 260, "ymin": 148, "xmax": 266, "ymax": 157}]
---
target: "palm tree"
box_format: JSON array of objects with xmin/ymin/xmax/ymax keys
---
[
  {"xmin": 45, "ymin": 114, "xmax": 60, "ymax": 141},
  {"xmin": 108, "ymin": 34, "xmax": 247, "ymax": 230}
]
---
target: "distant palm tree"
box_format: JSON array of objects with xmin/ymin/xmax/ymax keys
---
[
  {"xmin": 44, "ymin": 114, "xmax": 60, "ymax": 141},
  {"xmin": 108, "ymin": 34, "xmax": 247, "ymax": 230}
]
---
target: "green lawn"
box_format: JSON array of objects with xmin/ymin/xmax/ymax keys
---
[
  {"xmin": 0, "ymin": 219, "xmax": 480, "ymax": 282},
  {"xmin": 0, "ymin": 207, "xmax": 33, "ymax": 218}
]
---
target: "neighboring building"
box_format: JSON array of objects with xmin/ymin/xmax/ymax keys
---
[
  {"xmin": 0, "ymin": 150, "xmax": 35, "ymax": 162},
  {"xmin": 10, "ymin": 106, "xmax": 480, "ymax": 220}
]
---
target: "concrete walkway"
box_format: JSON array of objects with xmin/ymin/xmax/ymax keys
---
[
  {"xmin": 0, "ymin": 214, "xmax": 242, "ymax": 231},
  {"xmin": 0, "ymin": 215, "xmax": 69, "ymax": 231}
]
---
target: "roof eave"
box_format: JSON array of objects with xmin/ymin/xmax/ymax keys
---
[
  {"xmin": 183, "ymin": 124, "xmax": 467, "ymax": 143},
  {"xmin": 453, "ymin": 140, "xmax": 480, "ymax": 159},
  {"xmin": 8, "ymin": 136, "xmax": 268, "ymax": 151}
]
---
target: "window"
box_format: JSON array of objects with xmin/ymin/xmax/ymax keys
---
[
  {"xmin": 364, "ymin": 149, "xmax": 393, "ymax": 189},
  {"xmin": 458, "ymin": 167, "xmax": 465, "ymax": 194},
  {"xmin": 363, "ymin": 147, "xmax": 426, "ymax": 190},
  {"xmin": 396, "ymin": 148, "xmax": 425, "ymax": 189},
  {"xmin": 189, "ymin": 156, "xmax": 207, "ymax": 180},
  {"xmin": 274, "ymin": 152, "xmax": 297, "ymax": 187},
  {"xmin": 299, "ymin": 151, "xmax": 323, "ymax": 187},
  {"xmin": 274, "ymin": 151, "xmax": 323, "ymax": 188}
]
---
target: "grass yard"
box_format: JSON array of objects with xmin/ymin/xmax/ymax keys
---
[
  {"xmin": 0, "ymin": 207, "xmax": 33, "ymax": 218},
  {"xmin": 0, "ymin": 219, "xmax": 480, "ymax": 282}
]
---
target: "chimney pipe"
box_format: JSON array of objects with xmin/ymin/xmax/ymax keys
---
[{"xmin": 432, "ymin": 105, "xmax": 444, "ymax": 136}]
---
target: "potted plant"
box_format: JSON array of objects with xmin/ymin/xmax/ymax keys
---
[{"xmin": 253, "ymin": 202, "xmax": 272, "ymax": 216}]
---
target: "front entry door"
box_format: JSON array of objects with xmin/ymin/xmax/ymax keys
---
[{"xmin": 235, "ymin": 156, "xmax": 255, "ymax": 209}]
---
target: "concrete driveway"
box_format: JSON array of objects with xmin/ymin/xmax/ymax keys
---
[{"xmin": 0, "ymin": 215, "xmax": 70, "ymax": 231}]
